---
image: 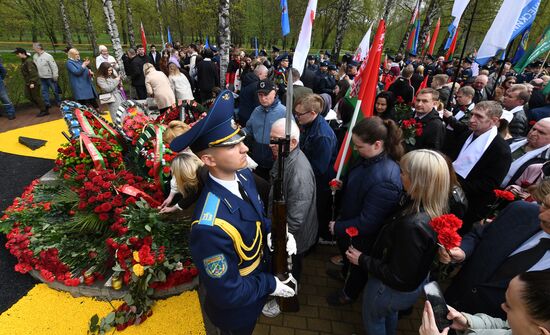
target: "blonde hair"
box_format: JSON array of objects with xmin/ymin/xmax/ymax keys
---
[
  {"xmin": 400, "ymin": 150, "xmax": 450, "ymax": 218},
  {"xmin": 297, "ymin": 93, "xmax": 324, "ymax": 114},
  {"xmin": 163, "ymin": 120, "xmax": 190, "ymax": 144},
  {"xmin": 529, "ymin": 179, "xmax": 550, "ymax": 203},
  {"xmin": 171, "ymin": 153, "xmax": 204, "ymax": 197},
  {"xmin": 143, "ymin": 63, "xmax": 155, "ymax": 75},
  {"xmin": 168, "ymin": 63, "xmax": 180, "ymax": 77}
]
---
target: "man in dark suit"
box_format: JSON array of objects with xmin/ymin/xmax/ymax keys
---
[
  {"xmin": 447, "ymin": 101, "xmax": 512, "ymax": 232},
  {"xmin": 408, "ymin": 88, "xmax": 445, "ymax": 151},
  {"xmin": 148, "ymin": 45, "xmax": 160, "ymax": 71},
  {"xmin": 472, "ymin": 74, "xmax": 490, "ymax": 103},
  {"xmin": 443, "ymin": 199, "xmax": 550, "ymax": 319}
]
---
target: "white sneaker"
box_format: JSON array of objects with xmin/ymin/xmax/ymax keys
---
[{"xmin": 262, "ymin": 299, "xmax": 281, "ymax": 318}]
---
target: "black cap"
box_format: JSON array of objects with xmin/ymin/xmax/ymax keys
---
[
  {"xmin": 257, "ymin": 79, "xmax": 276, "ymax": 94},
  {"xmin": 272, "ymin": 46, "xmax": 280, "ymax": 52},
  {"xmin": 324, "ymin": 50, "xmax": 332, "ymax": 57},
  {"xmin": 328, "ymin": 64, "xmax": 337, "ymax": 71},
  {"xmin": 307, "ymin": 55, "xmax": 315, "ymax": 60},
  {"xmin": 320, "ymin": 61, "xmax": 329, "ymax": 67},
  {"xmin": 13, "ymin": 47, "xmax": 27, "ymax": 54},
  {"xmin": 259, "ymin": 49, "xmax": 268, "ymax": 57},
  {"xmin": 275, "ymin": 53, "xmax": 289, "ymax": 62}
]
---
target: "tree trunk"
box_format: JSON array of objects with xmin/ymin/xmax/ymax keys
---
[
  {"xmin": 156, "ymin": 0, "xmax": 166, "ymax": 47},
  {"xmin": 102, "ymin": 0, "xmax": 125, "ymax": 78},
  {"xmin": 383, "ymin": 0, "xmax": 397, "ymax": 23},
  {"xmin": 125, "ymin": 0, "xmax": 136, "ymax": 48},
  {"xmin": 332, "ymin": 0, "xmax": 352, "ymax": 63},
  {"xmin": 218, "ymin": 0, "xmax": 231, "ymax": 88},
  {"xmin": 59, "ymin": 0, "xmax": 73, "ymax": 48},
  {"xmin": 82, "ymin": 0, "xmax": 98, "ymax": 56}
]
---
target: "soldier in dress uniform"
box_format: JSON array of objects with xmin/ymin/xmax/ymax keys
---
[
  {"xmin": 459, "ymin": 57, "xmax": 474, "ymax": 85},
  {"xmin": 273, "ymin": 53, "xmax": 289, "ymax": 99},
  {"xmin": 306, "ymin": 55, "xmax": 319, "ymax": 73},
  {"xmin": 170, "ymin": 91, "xmax": 296, "ymax": 335}
]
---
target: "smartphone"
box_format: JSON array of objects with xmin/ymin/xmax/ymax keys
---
[{"xmin": 423, "ymin": 281, "xmax": 453, "ymax": 331}]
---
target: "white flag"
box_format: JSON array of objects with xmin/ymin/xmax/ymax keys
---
[
  {"xmin": 451, "ymin": 0, "xmax": 470, "ymax": 28},
  {"xmin": 353, "ymin": 24, "xmax": 372, "ymax": 62},
  {"xmin": 293, "ymin": 0, "xmax": 318, "ymax": 76},
  {"xmin": 476, "ymin": 0, "xmax": 529, "ymax": 65}
]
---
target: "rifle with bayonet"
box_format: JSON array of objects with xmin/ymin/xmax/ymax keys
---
[{"xmin": 270, "ymin": 68, "xmax": 299, "ymax": 312}]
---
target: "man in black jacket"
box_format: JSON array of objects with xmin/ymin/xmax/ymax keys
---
[
  {"xmin": 388, "ymin": 65, "xmax": 415, "ymax": 104},
  {"xmin": 408, "ymin": 88, "xmax": 445, "ymax": 151},
  {"xmin": 446, "ymin": 101, "xmax": 512, "ymax": 232},
  {"xmin": 237, "ymin": 65, "xmax": 267, "ymax": 126},
  {"xmin": 197, "ymin": 48, "xmax": 220, "ymax": 103},
  {"xmin": 129, "ymin": 46, "xmax": 148, "ymax": 99},
  {"xmin": 148, "ymin": 45, "xmax": 160, "ymax": 71}
]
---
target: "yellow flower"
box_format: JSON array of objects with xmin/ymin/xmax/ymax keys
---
[
  {"xmin": 133, "ymin": 264, "xmax": 144, "ymax": 277},
  {"xmin": 133, "ymin": 251, "xmax": 140, "ymax": 263}
]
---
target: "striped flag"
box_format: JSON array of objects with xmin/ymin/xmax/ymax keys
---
[
  {"xmin": 411, "ymin": 19, "xmax": 421, "ymax": 54},
  {"xmin": 445, "ymin": 27, "xmax": 460, "ymax": 60},
  {"xmin": 445, "ymin": 0, "xmax": 470, "ymax": 50},
  {"xmin": 335, "ymin": 19, "xmax": 386, "ymax": 178},
  {"xmin": 428, "ymin": 18, "xmax": 441, "ymax": 55}
]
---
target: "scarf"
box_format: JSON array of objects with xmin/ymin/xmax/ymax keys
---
[
  {"xmin": 453, "ymin": 127, "xmax": 498, "ymax": 179},
  {"xmin": 501, "ymin": 139, "xmax": 550, "ymax": 187}
]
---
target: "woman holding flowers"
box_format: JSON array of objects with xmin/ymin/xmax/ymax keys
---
[
  {"xmin": 346, "ymin": 149, "xmax": 451, "ymax": 335},
  {"xmin": 326, "ymin": 116, "xmax": 404, "ymax": 306}
]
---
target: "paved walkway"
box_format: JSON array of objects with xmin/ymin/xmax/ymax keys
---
[{"xmin": 252, "ymin": 245, "xmax": 423, "ymax": 335}]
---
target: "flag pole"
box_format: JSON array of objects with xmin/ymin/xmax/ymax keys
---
[
  {"xmin": 538, "ymin": 50, "xmax": 550, "ymax": 76},
  {"xmin": 491, "ymin": 42, "xmax": 515, "ymax": 95},
  {"xmin": 335, "ymin": 100, "xmax": 362, "ymax": 180},
  {"xmin": 445, "ymin": 0, "xmax": 478, "ymax": 110}
]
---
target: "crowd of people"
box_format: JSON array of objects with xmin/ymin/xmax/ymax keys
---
[{"xmin": 2, "ymin": 40, "xmax": 550, "ymax": 335}]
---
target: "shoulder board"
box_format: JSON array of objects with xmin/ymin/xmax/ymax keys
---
[{"xmin": 198, "ymin": 192, "xmax": 220, "ymax": 226}]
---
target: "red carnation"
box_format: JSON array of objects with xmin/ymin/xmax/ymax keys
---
[
  {"xmin": 345, "ymin": 226, "xmax": 359, "ymax": 238},
  {"xmin": 429, "ymin": 214, "xmax": 463, "ymax": 250},
  {"xmin": 493, "ymin": 189, "xmax": 515, "ymax": 201}
]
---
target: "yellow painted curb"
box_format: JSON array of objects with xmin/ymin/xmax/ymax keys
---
[
  {"xmin": 0, "ymin": 119, "xmax": 68, "ymax": 159},
  {"xmin": 0, "ymin": 284, "xmax": 205, "ymax": 335}
]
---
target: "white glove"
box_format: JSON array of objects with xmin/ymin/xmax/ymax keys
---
[
  {"xmin": 267, "ymin": 231, "xmax": 297, "ymax": 256},
  {"xmin": 272, "ymin": 275, "xmax": 296, "ymax": 297}
]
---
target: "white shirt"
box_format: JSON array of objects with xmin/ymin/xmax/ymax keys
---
[
  {"xmin": 509, "ymin": 230, "xmax": 550, "ymax": 272},
  {"xmin": 507, "ymin": 105, "xmax": 524, "ymax": 115},
  {"xmin": 209, "ymin": 173, "xmax": 243, "ymax": 200}
]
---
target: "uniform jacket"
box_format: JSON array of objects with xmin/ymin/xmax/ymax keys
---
[
  {"xmin": 358, "ymin": 199, "xmax": 438, "ymax": 292},
  {"xmin": 33, "ymin": 52, "xmax": 58, "ymax": 79},
  {"xmin": 66, "ymin": 59, "xmax": 97, "ymax": 100},
  {"xmin": 269, "ymin": 148, "xmax": 318, "ymax": 254},
  {"xmin": 446, "ymin": 129, "xmax": 511, "ymax": 228},
  {"xmin": 335, "ymin": 153, "xmax": 403, "ymax": 252},
  {"xmin": 190, "ymin": 168, "xmax": 276, "ymax": 330},
  {"xmin": 245, "ymin": 99, "xmax": 286, "ymax": 169},
  {"xmin": 445, "ymin": 201, "xmax": 541, "ymax": 319},
  {"xmin": 20, "ymin": 57, "xmax": 39, "ymax": 85}
]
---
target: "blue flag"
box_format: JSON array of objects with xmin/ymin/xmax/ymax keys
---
[
  {"xmin": 254, "ymin": 37, "xmax": 258, "ymax": 57},
  {"xmin": 205, "ymin": 37, "xmax": 210, "ymax": 49},
  {"xmin": 167, "ymin": 27, "xmax": 172, "ymax": 45},
  {"xmin": 412, "ymin": 19, "xmax": 421, "ymax": 54},
  {"xmin": 281, "ymin": 0, "xmax": 290, "ymax": 36},
  {"xmin": 512, "ymin": 28, "xmax": 530, "ymax": 64},
  {"xmin": 510, "ymin": 0, "xmax": 540, "ymax": 41}
]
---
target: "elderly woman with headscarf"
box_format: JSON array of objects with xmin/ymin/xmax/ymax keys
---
[
  {"xmin": 66, "ymin": 48, "xmax": 99, "ymax": 110},
  {"xmin": 143, "ymin": 63, "xmax": 175, "ymax": 113}
]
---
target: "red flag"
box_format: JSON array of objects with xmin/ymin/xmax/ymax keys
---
[
  {"xmin": 334, "ymin": 20, "xmax": 386, "ymax": 176},
  {"xmin": 422, "ymin": 31, "xmax": 431, "ymax": 56},
  {"xmin": 428, "ymin": 18, "xmax": 441, "ymax": 55},
  {"xmin": 418, "ymin": 74, "xmax": 429, "ymax": 91},
  {"xmin": 140, "ymin": 22, "xmax": 147, "ymax": 53},
  {"xmin": 407, "ymin": 25, "xmax": 416, "ymax": 51},
  {"xmin": 445, "ymin": 27, "xmax": 459, "ymax": 60}
]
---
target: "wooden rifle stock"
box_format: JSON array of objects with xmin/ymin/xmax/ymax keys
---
[{"xmin": 271, "ymin": 137, "xmax": 299, "ymax": 312}]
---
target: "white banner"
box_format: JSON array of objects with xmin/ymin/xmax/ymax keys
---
[{"xmin": 293, "ymin": 0, "xmax": 318, "ymax": 76}]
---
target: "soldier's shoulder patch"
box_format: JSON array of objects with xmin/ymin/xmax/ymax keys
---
[
  {"xmin": 203, "ymin": 253, "xmax": 227, "ymax": 278},
  {"xmin": 198, "ymin": 192, "xmax": 220, "ymax": 226}
]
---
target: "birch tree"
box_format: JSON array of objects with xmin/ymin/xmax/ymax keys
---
[
  {"xmin": 102, "ymin": 0, "xmax": 125, "ymax": 77},
  {"xmin": 82, "ymin": 0, "xmax": 98, "ymax": 55},
  {"xmin": 125, "ymin": 0, "xmax": 136, "ymax": 48},
  {"xmin": 156, "ymin": 0, "xmax": 166, "ymax": 46},
  {"xmin": 218, "ymin": 0, "xmax": 231, "ymax": 88},
  {"xmin": 59, "ymin": 0, "xmax": 73, "ymax": 48},
  {"xmin": 332, "ymin": 0, "xmax": 352, "ymax": 62}
]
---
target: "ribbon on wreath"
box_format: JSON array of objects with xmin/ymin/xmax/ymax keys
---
[
  {"xmin": 88, "ymin": 111, "xmax": 123, "ymax": 141},
  {"xmin": 74, "ymin": 109, "xmax": 96, "ymax": 135},
  {"xmin": 117, "ymin": 184, "xmax": 161, "ymax": 207},
  {"xmin": 134, "ymin": 124, "xmax": 168, "ymax": 186},
  {"xmin": 80, "ymin": 133, "xmax": 105, "ymax": 169}
]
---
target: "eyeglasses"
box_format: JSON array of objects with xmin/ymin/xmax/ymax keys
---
[{"xmin": 294, "ymin": 111, "xmax": 311, "ymax": 118}]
